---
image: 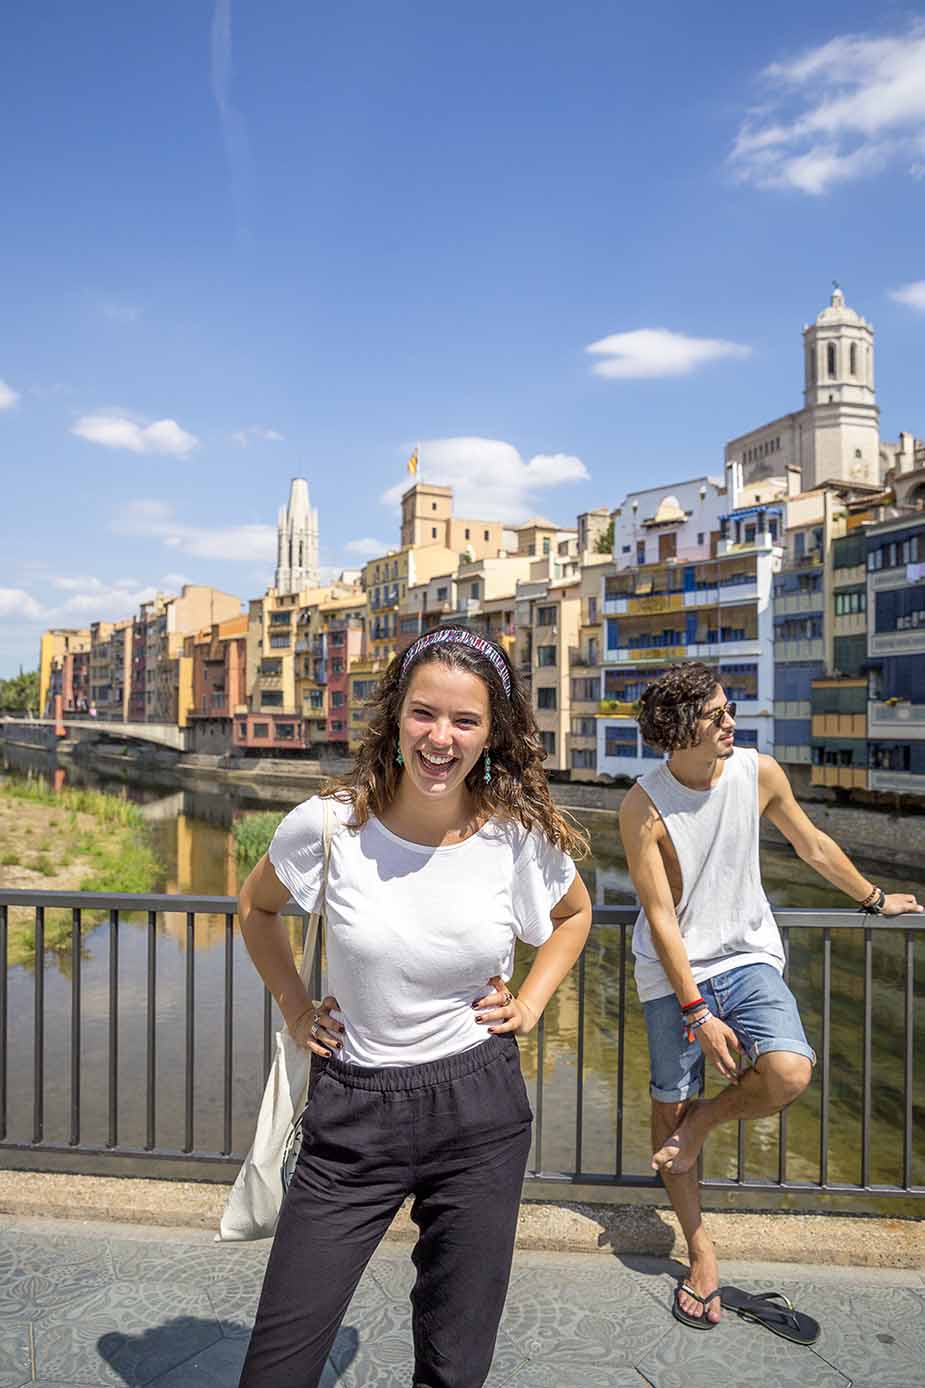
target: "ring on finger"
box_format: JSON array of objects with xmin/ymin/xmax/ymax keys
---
[
  {"xmin": 310, "ymin": 1020, "xmax": 320, "ymax": 1038},
  {"xmin": 501, "ymin": 989, "xmax": 514, "ymax": 1005}
]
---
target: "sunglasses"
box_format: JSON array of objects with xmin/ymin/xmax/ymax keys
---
[{"xmin": 703, "ymin": 700, "xmax": 737, "ymax": 727}]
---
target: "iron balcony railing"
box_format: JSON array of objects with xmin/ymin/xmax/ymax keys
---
[{"xmin": 0, "ymin": 891, "xmax": 921, "ymax": 1205}]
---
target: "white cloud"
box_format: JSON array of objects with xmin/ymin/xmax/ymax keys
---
[
  {"xmin": 100, "ymin": 300, "xmax": 141, "ymax": 323},
  {"xmin": 0, "ymin": 379, "xmax": 20, "ymax": 411},
  {"xmin": 890, "ymin": 280, "xmax": 925, "ymax": 310},
  {"xmin": 380, "ymin": 438, "xmax": 590, "ymax": 523},
  {"xmin": 112, "ymin": 498, "xmax": 276, "ymax": 563},
  {"xmin": 731, "ymin": 24, "xmax": 925, "ymax": 194},
  {"xmin": 0, "ymin": 588, "xmax": 46, "ymax": 622},
  {"xmin": 587, "ymin": 329, "xmax": 751, "ymax": 380},
  {"xmin": 345, "ymin": 537, "xmax": 390, "ymax": 557},
  {"xmin": 71, "ymin": 413, "xmax": 200, "ymax": 457},
  {"xmin": 231, "ymin": 426, "xmax": 285, "ymax": 446}
]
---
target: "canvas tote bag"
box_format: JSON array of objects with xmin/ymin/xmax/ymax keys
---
[{"xmin": 217, "ymin": 797, "xmax": 334, "ymax": 1241}]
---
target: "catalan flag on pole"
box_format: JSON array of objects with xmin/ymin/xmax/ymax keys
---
[{"xmin": 407, "ymin": 446, "xmax": 419, "ymax": 476}]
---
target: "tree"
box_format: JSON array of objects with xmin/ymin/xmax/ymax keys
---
[
  {"xmin": 0, "ymin": 670, "xmax": 40, "ymax": 714},
  {"xmin": 593, "ymin": 520, "xmax": 614, "ymax": 555}
]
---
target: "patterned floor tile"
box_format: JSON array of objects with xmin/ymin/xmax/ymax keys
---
[
  {"xmin": 503, "ymin": 1365, "xmax": 649, "ymax": 1388},
  {"xmin": 0, "ymin": 1231, "xmax": 112, "ymax": 1323},
  {"xmin": 0, "ymin": 1324, "xmax": 31, "ymax": 1388},
  {"xmin": 107, "ymin": 1238, "xmax": 268, "ymax": 1288},
  {"xmin": 636, "ymin": 1320, "xmax": 850, "ymax": 1388},
  {"xmin": 758, "ymin": 1281, "xmax": 925, "ymax": 1385},
  {"xmin": 34, "ymin": 1285, "xmax": 222, "ymax": 1387},
  {"xmin": 500, "ymin": 1262, "xmax": 670, "ymax": 1370},
  {"xmin": 144, "ymin": 1336, "xmax": 249, "ymax": 1386}
]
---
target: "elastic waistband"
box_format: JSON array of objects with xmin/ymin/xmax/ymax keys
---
[{"xmin": 319, "ymin": 1033, "xmax": 516, "ymax": 1092}]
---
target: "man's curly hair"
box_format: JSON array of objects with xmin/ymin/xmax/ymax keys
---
[{"xmin": 635, "ymin": 662, "xmax": 720, "ymax": 753}]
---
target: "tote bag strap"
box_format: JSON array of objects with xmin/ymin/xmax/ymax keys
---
[{"xmin": 297, "ymin": 796, "xmax": 334, "ymax": 989}]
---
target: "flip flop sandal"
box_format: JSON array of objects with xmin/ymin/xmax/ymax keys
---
[
  {"xmin": 719, "ymin": 1286, "xmax": 820, "ymax": 1345},
  {"xmin": 672, "ymin": 1282, "xmax": 721, "ymax": 1329}
]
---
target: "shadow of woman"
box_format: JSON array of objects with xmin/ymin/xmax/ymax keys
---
[{"xmin": 97, "ymin": 1318, "xmax": 358, "ymax": 1385}]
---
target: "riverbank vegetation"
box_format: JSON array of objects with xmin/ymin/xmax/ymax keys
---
[
  {"xmin": 232, "ymin": 812, "xmax": 284, "ymax": 871},
  {"xmin": 0, "ymin": 778, "xmax": 162, "ymax": 967}
]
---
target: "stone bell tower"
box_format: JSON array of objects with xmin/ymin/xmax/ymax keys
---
[{"xmin": 800, "ymin": 284, "xmax": 880, "ymax": 489}]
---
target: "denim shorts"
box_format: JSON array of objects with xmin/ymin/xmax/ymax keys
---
[{"xmin": 643, "ymin": 963, "xmax": 816, "ymax": 1103}]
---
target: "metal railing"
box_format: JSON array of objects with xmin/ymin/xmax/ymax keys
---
[{"xmin": 0, "ymin": 892, "xmax": 921, "ymax": 1204}]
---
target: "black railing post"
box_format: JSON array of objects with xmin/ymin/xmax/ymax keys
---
[
  {"xmin": 33, "ymin": 907, "xmax": 44, "ymax": 1144},
  {"xmin": 108, "ymin": 908, "xmax": 119, "ymax": 1149},
  {"xmin": 69, "ymin": 909, "xmax": 81, "ymax": 1146},
  {"xmin": 0, "ymin": 904, "xmax": 6, "ymax": 1142},
  {"xmin": 184, "ymin": 912, "xmax": 195, "ymax": 1154},
  {"xmin": 223, "ymin": 913, "xmax": 234, "ymax": 1156},
  {"xmin": 145, "ymin": 910, "xmax": 157, "ymax": 1151}
]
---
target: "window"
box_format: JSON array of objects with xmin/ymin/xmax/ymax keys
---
[
  {"xmin": 636, "ymin": 540, "xmax": 646, "ymax": 564},
  {"xmin": 259, "ymin": 658, "xmax": 282, "ymax": 675},
  {"xmin": 537, "ymin": 687, "xmax": 557, "ymax": 709},
  {"xmin": 827, "ymin": 342, "xmax": 837, "ymax": 377},
  {"xmin": 572, "ymin": 717, "xmax": 596, "ymax": 737},
  {"xmin": 465, "ymin": 528, "xmax": 470, "ymax": 540},
  {"xmin": 483, "ymin": 530, "xmax": 489, "ymax": 541},
  {"xmin": 437, "ymin": 585, "xmax": 448, "ymax": 601},
  {"xmin": 605, "ymin": 725, "xmax": 636, "ymax": 758},
  {"xmin": 540, "ymin": 731, "xmax": 556, "ymax": 756},
  {"xmin": 622, "ymin": 544, "xmax": 631, "ymax": 554},
  {"xmin": 537, "ymin": 606, "xmax": 556, "ymax": 626},
  {"xmin": 432, "ymin": 502, "xmax": 437, "ymax": 511},
  {"xmin": 276, "ymin": 723, "xmax": 295, "ymax": 740},
  {"xmin": 470, "ymin": 582, "xmax": 480, "ymax": 600},
  {"xmin": 270, "ymin": 634, "xmax": 290, "ymax": 648},
  {"xmin": 307, "ymin": 691, "xmax": 323, "ymax": 709},
  {"xmin": 432, "ymin": 527, "xmax": 437, "ymax": 538},
  {"xmin": 238, "ymin": 721, "xmax": 247, "ymax": 737},
  {"xmin": 571, "ymin": 748, "xmax": 595, "ymax": 769},
  {"xmin": 331, "ymin": 691, "xmax": 345, "ymax": 708},
  {"xmin": 697, "ymin": 533, "xmax": 704, "ymax": 545},
  {"xmin": 331, "ymin": 720, "xmax": 344, "ymax": 732},
  {"xmin": 587, "ymin": 596, "xmax": 597, "ymax": 623},
  {"xmin": 261, "ymin": 690, "xmax": 283, "ymax": 707},
  {"xmin": 537, "ymin": 645, "xmax": 556, "ymax": 667},
  {"xmin": 253, "ymin": 723, "xmax": 269, "ymax": 738},
  {"xmin": 850, "ymin": 343, "xmax": 858, "ymax": 376},
  {"xmin": 572, "ymin": 677, "xmax": 598, "ymax": 701}
]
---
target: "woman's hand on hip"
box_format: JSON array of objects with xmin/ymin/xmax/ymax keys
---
[
  {"xmin": 288, "ymin": 995, "xmax": 344, "ymax": 1056},
  {"xmin": 472, "ymin": 976, "xmax": 538, "ymax": 1037}
]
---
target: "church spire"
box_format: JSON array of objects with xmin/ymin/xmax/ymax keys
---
[{"xmin": 275, "ymin": 478, "xmax": 319, "ymax": 593}]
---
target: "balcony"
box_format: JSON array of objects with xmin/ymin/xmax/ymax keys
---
[
  {"xmin": 569, "ymin": 647, "xmax": 599, "ymax": 668},
  {"xmin": 811, "ymin": 766, "xmax": 869, "ymax": 790},
  {"xmin": 774, "ymin": 639, "xmax": 824, "ymax": 661},
  {"xmin": 868, "ymin": 701, "xmax": 925, "ymax": 741},
  {"xmin": 773, "ymin": 590, "xmax": 825, "ymax": 617},
  {"xmin": 598, "ymin": 699, "xmax": 637, "ymax": 717},
  {"xmin": 868, "ymin": 769, "xmax": 925, "ymax": 794}
]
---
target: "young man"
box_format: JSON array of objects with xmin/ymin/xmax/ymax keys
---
[{"xmin": 619, "ymin": 662, "xmax": 922, "ymax": 1329}]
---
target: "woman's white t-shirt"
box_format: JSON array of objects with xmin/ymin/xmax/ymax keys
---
[{"xmin": 268, "ymin": 795, "xmax": 577, "ymax": 1067}]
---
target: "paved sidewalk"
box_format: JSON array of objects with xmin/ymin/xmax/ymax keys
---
[{"xmin": 0, "ymin": 1216, "xmax": 923, "ymax": 1387}]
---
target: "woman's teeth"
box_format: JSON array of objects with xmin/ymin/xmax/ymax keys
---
[{"xmin": 419, "ymin": 750, "xmax": 455, "ymax": 771}]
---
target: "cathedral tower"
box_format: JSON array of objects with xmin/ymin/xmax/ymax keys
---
[
  {"xmin": 801, "ymin": 285, "xmax": 879, "ymax": 489},
  {"xmin": 275, "ymin": 478, "xmax": 319, "ymax": 593}
]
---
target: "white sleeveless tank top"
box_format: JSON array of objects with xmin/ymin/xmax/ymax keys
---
[{"xmin": 631, "ymin": 748, "xmax": 784, "ymax": 1003}]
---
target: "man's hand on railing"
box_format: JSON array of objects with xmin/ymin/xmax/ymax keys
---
[{"xmin": 882, "ymin": 893, "xmax": 924, "ymax": 917}]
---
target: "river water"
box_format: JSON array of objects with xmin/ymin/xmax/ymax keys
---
[{"xmin": 2, "ymin": 747, "xmax": 923, "ymax": 1212}]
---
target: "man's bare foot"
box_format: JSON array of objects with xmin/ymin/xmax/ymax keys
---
[
  {"xmin": 677, "ymin": 1244, "xmax": 722, "ymax": 1324},
  {"xmin": 651, "ymin": 1099, "xmax": 709, "ymax": 1175}
]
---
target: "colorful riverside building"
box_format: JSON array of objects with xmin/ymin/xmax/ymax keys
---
[
  {"xmin": 40, "ymin": 628, "xmax": 91, "ymax": 717},
  {"xmin": 596, "ymin": 475, "xmax": 780, "ymax": 778},
  {"xmin": 865, "ymin": 513, "xmax": 925, "ymax": 797},
  {"xmin": 181, "ymin": 614, "xmax": 249, "ymax": 753}
]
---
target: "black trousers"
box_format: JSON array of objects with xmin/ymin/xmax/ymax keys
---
[{"xmin": 238, "ymin": 1033, "xmax": 533, "ymax": 1388}]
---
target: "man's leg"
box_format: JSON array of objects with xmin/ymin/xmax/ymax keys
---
[
  {"xmin": 652, "ymin": 1051, "xmax": 812, "ymax": 1174},
  {"xmin": 651, "ymin": 1098, "xmax": 720, "ymax": 1324}
]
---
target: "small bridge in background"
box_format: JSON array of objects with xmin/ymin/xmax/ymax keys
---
[{"xmin": 0, "ymin": 717, "xmax": 188, "ymax": 752}]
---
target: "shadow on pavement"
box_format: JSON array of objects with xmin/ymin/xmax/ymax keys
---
[{"xmin": 97, "ymin": 1318, "xmax": 359, "ymax": 1385}]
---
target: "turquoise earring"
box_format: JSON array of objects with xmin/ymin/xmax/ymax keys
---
[
  {"xmin": 395, "ymin": 747, "xmax": 404, "ymax": 767},
  {"xmin": 483, "ymin": 751, "xmax": 491, "ymax": 784}
]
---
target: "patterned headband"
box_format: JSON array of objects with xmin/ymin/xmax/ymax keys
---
[{"xmin": 399, "ymin": 627, "xmax": 513, "ymax": 698}]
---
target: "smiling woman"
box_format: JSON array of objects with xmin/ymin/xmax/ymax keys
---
[{"xmin": 234, "ymin": 624, "xmax": 593, "ymax": 1387}]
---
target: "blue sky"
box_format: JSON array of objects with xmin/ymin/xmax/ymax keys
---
[{"xmin": 3, "ymin": 1, "xmax": 925, "ymax": 675}]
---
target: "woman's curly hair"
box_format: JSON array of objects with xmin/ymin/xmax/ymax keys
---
[
  {"xmin": 321, "ymin": 625, "xmax": 589, "ymax": 859},
  {"xmin": 635, "ymin": 662, "xmax": 720, "ymax": 753}
]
